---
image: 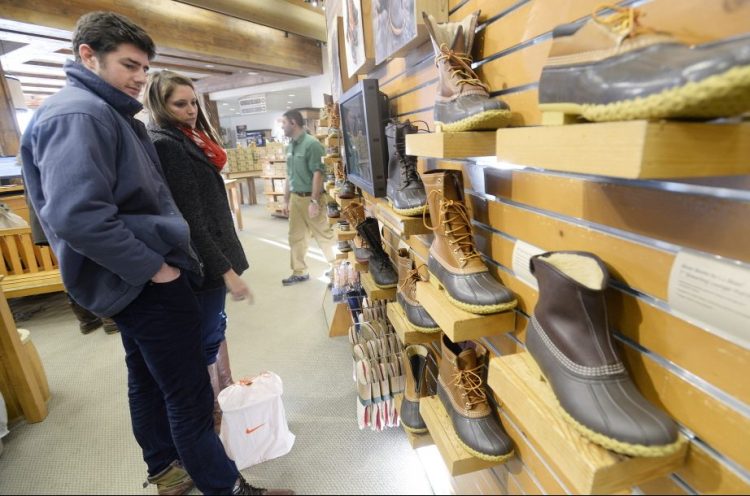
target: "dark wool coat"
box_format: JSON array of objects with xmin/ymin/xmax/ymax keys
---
[{"xmin": 148, "ymin": 124, "xmax": 249, "ymax": 290}]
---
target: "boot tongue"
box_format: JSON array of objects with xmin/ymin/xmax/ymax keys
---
[{"xmin": 457, "ymin": 348, "xmax": 477, "ymax": 370}]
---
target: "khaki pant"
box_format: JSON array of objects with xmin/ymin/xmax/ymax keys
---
[{"xmin": 289, "ymin": 193, "xmax": 335, "ymax": 275}]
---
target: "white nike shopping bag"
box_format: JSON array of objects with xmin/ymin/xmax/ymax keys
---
[{"xmin": 218, "ymin": 372, "xmax": 295, "ymax": 469}]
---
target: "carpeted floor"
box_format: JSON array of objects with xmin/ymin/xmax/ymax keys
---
[{"xmin": 0, "ymin": 191, "xmax": 434, "ymax": 495}]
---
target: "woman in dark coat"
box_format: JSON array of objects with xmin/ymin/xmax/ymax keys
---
[{"xmin": 144, "ymin": 70, "xmax": 251, "ymax": 431}]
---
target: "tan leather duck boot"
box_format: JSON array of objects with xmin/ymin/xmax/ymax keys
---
[
  {"xmin": 396, "ymin": 249, "xmax": 439, "ymax": 333},
  {"xmin": 422, "ymin": 169, "xmax": 516, "ymax": 314},
  {"xmin": 527, "ymin": 251, "xmax": 684, "ymax": 457},
  {"xmin": 145, "ymin": 460, "xmax": 194, "ymax": 495},
  {"xmin": 538, "ymin": 5, "xmax": 750, "ymax": 122},
  {"xmin": 342, "ymin": 200, "xmax": 371, "ymax": 265},
  {"xmin": 437, "ymin": 335, "xmax": 513, "ymax": 462},
  {"xmin": 423, "ymin": 10, "xmax": 511, "ymax": 132},
  {"xmin": 400, "ymin": 344, "xmax": 438, "ymax": 434}
]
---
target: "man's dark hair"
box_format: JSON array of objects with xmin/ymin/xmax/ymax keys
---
[
  {"xmin": 283, "ymin": 109, "xmax": 305, "ymax": 128},
  {"xmin": 72, "ymin": 11, "xmax": 156, "ymax": 62}
]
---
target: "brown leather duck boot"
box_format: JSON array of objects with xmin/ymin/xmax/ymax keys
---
[
  {"xmin": 422, "ymin": 169, "xmax": 516, "ymax": 314},
  {"xmin": 437, "ymin": 335, "xmax": 514, "ymax": 462},
  {"xmin": 385, "ymin": 120, "xmax": 427, "ymax": 216},
  {"xmin": 396, "ymin": 249, "xmax": 439, "ymax": 333},
  {"xmin": 400, "ymin": 344, "xmax": 438, "ymax": 434},
  {"xmin": 145, "ymin": 460, "xmax": 194, "ymax": 495},
  {"xmin": 67, "ymin": 295, "xmax": 101, "ymax": 334},
  {"xmin": 527, "ymin": 251, "xmax": 683, "ymax": 456},
  {"xmin": 423, "ymin": 11, "xmax": 511, "ymax": 132}
]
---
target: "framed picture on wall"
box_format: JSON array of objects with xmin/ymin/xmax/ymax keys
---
[
  {"xmin": 343, "ymin": 0, "xmax": 376, "ymax": 77},
  {"xmin": 372, "ymin": 0, "xmax": 448, "ymax": 64},
  {"xmin": 328, "ymin": 16, "xmax": 343, "ymax": 100},
  {"xmin": 335, "ymin": 16, "xmax": 358, "ymax": 99}
]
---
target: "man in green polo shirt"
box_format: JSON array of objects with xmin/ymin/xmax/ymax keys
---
[{"xmin": 281, "ymin": 109, "xmax": 336, "ymax": 286}]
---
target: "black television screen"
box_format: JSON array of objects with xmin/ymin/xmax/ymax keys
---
[{"xmin": 339, "ymin": 79, "xmax": 389, "ymax": 197}]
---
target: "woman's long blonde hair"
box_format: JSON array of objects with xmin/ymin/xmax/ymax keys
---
[{"xmin": 144, "ymin": 70, "xmax": 222, "ymax": 144}]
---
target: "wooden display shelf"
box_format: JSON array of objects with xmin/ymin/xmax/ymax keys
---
[
  {"xmin": 336, "ymin": 228, "xmax": 356, "ymax": 241},
  {"xmin": 419, "ymin": 395, "xmax": 507, "ymax": 476},
  {"xmin": 327, "ymin": 215, "xmax": 343, "ymax": 225},
  {"xmin": 405, "ymin": 131, "xmax": 496, "ymax": 159},
  {"xmin": 360, "ymin": 272, "xmax": 396, "ymax": 301},
  {"xmin": 347, "ymin": 251, "xmax": 368, "ymax": 272},
  {"xmin": 335, "ymin": 195, "xmax": 357, "ymax": 209},
  {"xmin": 325, "ymin": 135, "xmax": 340, "ymax": 147},
  {"xmin": 415, "ymin": 280, "xmax": 515, "ymax": 342},
  {"xmin": 395, "ymin": 395, "xmax": 435, "ymax": 449},
  {"xmin": 496, "ymin": 120, "xmax": 750, "ymax": 179},
  {"xmin": 263, "ymin": 190, "xmax": 285, "ymax": 196},
  {"xmin": 324, "ymin": 155, "xmax": 341, "ymax": 166},
  {"xmin": 261, "ymin": 175, "xmax": 286, "ymax": 179},
  {"xmin": 487, "ymin": 353, "xmax": 688, "ymax": 494},
  {"xmin": 372, "ymin": 198, "xmax": 431, "ymax": 238},
  {"xmin": 386, "ymin": 302, "xmax": 441, "ymax": 346}
]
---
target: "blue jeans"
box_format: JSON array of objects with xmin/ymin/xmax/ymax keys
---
[
  {"xmin": 113, "ymin": 273, "xmax": 238, "ymax": 493},
  {"xmin": 195, "ymin": 285, "xmax": 228, "ymax": 366}
]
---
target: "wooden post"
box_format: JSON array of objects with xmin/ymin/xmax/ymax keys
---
[
  {"xmin": 0, "ymin": 60, "xmax": 21, "ymax": 157},
  {"xmin": 0, "ymin": 277, "xmax": 48, "ymax": 423}
]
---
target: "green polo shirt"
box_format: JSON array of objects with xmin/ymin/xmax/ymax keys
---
[{"xmin": 286, "ymin": 132, "xmax": 325, "ymax": 193}]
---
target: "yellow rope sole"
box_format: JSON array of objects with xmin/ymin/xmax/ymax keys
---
[
  {"xmin": 407, "ymin": 320, "xmax": 442, "ymax": 334},
  {"xmin": 373, "ymin": 281, "xmax": 397, "ymax": 289},
  {"xmin": 455, "ymin": 436, "xmax": 515, "ymax": 463},
  {"xmin": 435, "ymin": 109, "xmax": 512, "ymax": 132},
  {"xmin": 429, "ymin": 271, "xmax": 518, "ymax": 314},
  {"xmin": 392, "ymin": 204, "xmax": 428, "ymax": 217},
  {"xmin": 529, "ymin": 360, "xmax": 687, "ymax": 457},
  {"xmin": 540, "ymin": 64, "xmax": 750, "ymax": 122},
  {"xmin": 402, "ymin": 423, "xmax": 429, "ymax": 435}
]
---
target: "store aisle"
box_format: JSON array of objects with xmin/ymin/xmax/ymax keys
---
[{"xmin": 0, "ymin": 193, "xmax": 434, "ymax": 495}]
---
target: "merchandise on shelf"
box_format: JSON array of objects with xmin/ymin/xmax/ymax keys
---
[
  {"xmin": 385, "ymin": 120, "xmax": 427, "ymax": 216},
  {"xmin": 341, "ymin": 201, "xmax": 371, "ymax": 266},
  {"xmin": 356, "ymin": 217, "xmax": 398, "ymax": 289},
  {"xmin": 400, "ymin": 344, "xmax": 439, "ymax": 435},
  {"xmin": 538, "ymin": 5, "xmax": 750, "ymax": 122},
  {"xmin": 422, "ymin": 169, "xmax": 517, "ymax": 314},
  {"xmin": 437, "ymin": 335, "xmax": 514, "ymax": 462},
  {"xmin": 396, "ymin": 249, "xmax": 440, "ymax": 333},
  {"xmin": 423, "ymin": 10, "xmax": 511, "ymax": 132},
  {"xmin": 527, "ymin": 251, "xmax": 684, "ymax": 457}
]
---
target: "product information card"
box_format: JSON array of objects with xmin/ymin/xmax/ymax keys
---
[
  {"xmin": 668, "ymin": 250, "xmax": 750, "ymax": 350},
  {"xmin": 512, "ymin": 240, "xmax": 546, "ymax": 290}
]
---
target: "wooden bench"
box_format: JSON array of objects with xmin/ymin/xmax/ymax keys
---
[{"xmin": 0, "ymin": 227, "xmax": 64, "ymax": 298}]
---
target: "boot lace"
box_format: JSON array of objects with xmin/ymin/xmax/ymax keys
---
[
  {"xmin": 342, "ymin": 201, "xmax": 365, "ymax": 227},
  {"xmin": 436, "ymin": 43, "xmax": 489, "ymax": 93},
  {"xmin": 398, "ymin": 264, "xmax": 428, "ymax": 294},
  {"xmin": 453, "ymin": 364, "xmax": 487, "ymax": 410},
  {"xmin": 592, "ymin": 4, "xmax": 658, "ymax": 42},
  {"xmin": 423, "ymin": 190, "xmax": 481, "ymax": 267}
]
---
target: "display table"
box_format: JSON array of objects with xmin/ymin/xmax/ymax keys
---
[
  {"xmin": 223, "ymin": 179, "xmax": 243, "ymax": 231},
  {"xmin": 223, "ymin": 170, "xmax": 262, "ymax": 205}
]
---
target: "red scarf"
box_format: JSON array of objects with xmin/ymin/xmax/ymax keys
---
[{"xmin": 179, "ymin": 126, "xmax": 227, "ymax": 170}]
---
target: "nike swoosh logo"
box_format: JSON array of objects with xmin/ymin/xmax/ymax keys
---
[{"xmin": 245, "ymin": 424, "xmax": 265, "ymax": 435}]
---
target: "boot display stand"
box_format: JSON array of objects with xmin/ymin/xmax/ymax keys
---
[
  {"xmin": 365, "ymin": 195, "xmax": 432, "ymax": 238},
  {"xmin": 488, "ymin": 353, "xmax": 687, "ymax": 494},
  {"xmin": 386, "ymin": 302, "xmax": 437, "ymax": 346},
  {"xmin": 405, "ymin": 131, "xmax": 496, "ymax": 159}
]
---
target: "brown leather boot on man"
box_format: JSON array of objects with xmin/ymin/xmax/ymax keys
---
[
  {"xmin": 437, "ymin": 335, "xmax": 513, "ymax": 462},
  {"xmin": 145, "ymin": 460, "xmax": 194, "ymax": 495},
  {"xmin": 423, "ymin": 11, "xmax": 511, "ymax": 132},
  {"xmin": 422, "ymin": 170, "xmax": 516, "ymax": 314},
  {"xmin": 527, "ymin": 251, "xmax": 683, "ymax": 457},
  {"xmin": 102, "ymin": 317, "xmax": 119, "ymax": 334},
  {"xmin": 396, "ymin": 249, "xmax": 439, "ymax": 333},
  {"xmin": 67, "ymin": 295, "xmax": 101, "ymax": 334}
]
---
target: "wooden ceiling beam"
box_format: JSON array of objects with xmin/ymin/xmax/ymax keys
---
[
  {"xmin": 175, "ymin": 0, "xmax": 326, "ymax": 41},
  {"xmin": 0, "ymin": 0, "xmax": 323, "ymax": 77}
]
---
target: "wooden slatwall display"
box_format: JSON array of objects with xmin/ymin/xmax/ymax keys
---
[{"xmin": 326, "ymin": 0, "xmax": 750, "ymax": 493}]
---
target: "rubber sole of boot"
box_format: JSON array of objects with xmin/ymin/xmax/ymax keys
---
[
  {"xmin": 539, "ymin": 64, "xmax": 750, "ymax": 122},
  {"xmin": 435, "ymin": 109, "xmax": 512, "ymax": 133},
  {"xmin": 428, "ymin": 271, "xmax": 517, "ymax": 314},
  {"xmin": 402, "ymin": 422, "xmax": 429, "ymax": 434},
  {"xmin": 407, "ymin": 319, "xmax": 441, "ymax": 334},
  {"xmin": 373, "ymin": 280, "xmax": 397, "ymax": 289},
  {"xmin": 527, "ymin": 356, "xmax": 687, "ymax": 457},
  {"xmin": 389, "ymin": 200, "xmax": 428, "ymax": 217},
  {"xmin": 437, "ymin": 382, "xmax": 514, "ymax": 463}
]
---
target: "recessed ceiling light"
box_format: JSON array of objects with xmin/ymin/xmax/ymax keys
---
[
  {"xmin": 288, "ymin": 94, "xmax": 295, "ymax": 97},
  {"xmin": 247, "ymin": 72, "xmax": 258, "ymax": 75},
  {"xmin": 287, "ymin": 101, "xmax": 293, "ymax": 104},
  {"xmin": 205, "ymin": 64, "xmax": 214, "ymax": 68},
  {"xmin": 230, "ymin": 108, "xmax": 236, "ymax": 110},
  {"xmin": 221, "ymin": 103, "xmax": 228, "ymax": 106}
]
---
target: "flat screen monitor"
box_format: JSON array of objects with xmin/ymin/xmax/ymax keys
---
[{"xmin": 339, "ymin": 79, "xmax": 389, "ymax": 197}]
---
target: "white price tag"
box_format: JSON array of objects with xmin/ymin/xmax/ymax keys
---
[
  {"xmin": 512, "ymin": 240, "xmax": 546, "ymax": 290},
  {"xmin": 668, "ymin": 250, "xmax": 750, "ymax": 350}
]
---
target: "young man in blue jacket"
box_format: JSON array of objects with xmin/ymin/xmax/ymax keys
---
[{"xmin": 21, "ymin": 11, "xmax": 289, "ymax": 496}]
